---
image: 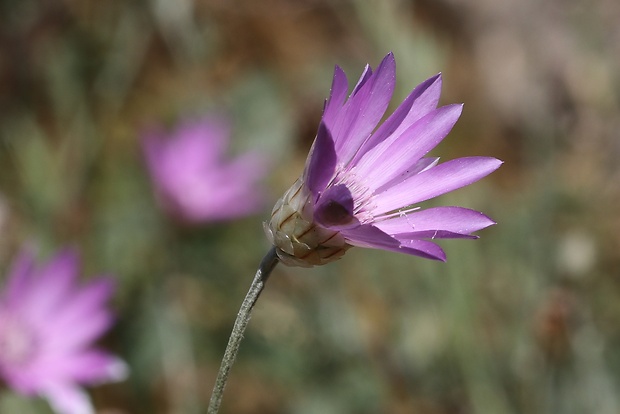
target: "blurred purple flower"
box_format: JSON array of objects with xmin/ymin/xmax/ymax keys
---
[
  {"xmin": 142, "ymin": 116, "xmax": 268, "ymax": 223},
  {"xmin": 0, "ymin": 247, "xmax": 127, "ymax": 414},
  {"xmin": 266, "ymin": 53, "xmax": 502, "ymax": 266}
]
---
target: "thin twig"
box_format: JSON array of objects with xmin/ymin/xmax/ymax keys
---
[{"xmin": 207, "ymin": 247, "xmax": 279, "ymax": 414}]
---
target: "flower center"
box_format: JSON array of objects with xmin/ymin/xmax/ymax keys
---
[{"xmin": 0, "ymin": 312, "xmax": 37, "ymax": 368}]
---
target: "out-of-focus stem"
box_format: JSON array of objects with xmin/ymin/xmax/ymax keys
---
[{"xmin": 207, "ymin": 247, "xmax": 279, "ymax": 414}]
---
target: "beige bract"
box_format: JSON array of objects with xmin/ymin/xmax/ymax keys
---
[{"xmin": 264, "ymin": 177, "xmax": 351, "ymax": 267}]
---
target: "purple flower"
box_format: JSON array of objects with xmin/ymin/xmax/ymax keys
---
[
  {"xmin": 142, "ymin": 116, "xmax": 268, "ymax": 223},
  {"xmin": 0, "ymin": 247, "xmax": 127, "ymax": 414},
  {"xmin": 265, "ymin": 53, "xmax": 502, "ymax": 267}
]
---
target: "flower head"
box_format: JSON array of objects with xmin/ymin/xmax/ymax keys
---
[
  {"xmin": 265, "ymin": 53, "xmax": 502, "ymax": 267},
  {"xmin": 142, "ymin": 115, "xmax": 268, "ymax": 223},
  {"xmin": 0, "ymin": 247, "xmax": 127, "ymax": 414}
]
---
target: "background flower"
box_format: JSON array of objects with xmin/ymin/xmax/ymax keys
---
[
  {"xmin": 142, "ymin": 116, "xmax": 268, "ymax": 223},
  {"xmin": 0, "ymin": 247, "xmax": 127, "ymax": 414}
]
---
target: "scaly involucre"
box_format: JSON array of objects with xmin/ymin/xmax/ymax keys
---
[{"xmin": 266, "ymin": 53, "xmax": 502, "ymax": 267}]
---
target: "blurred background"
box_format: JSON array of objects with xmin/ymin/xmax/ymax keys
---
[{"xmin": 1, "ymin": 0, "xmax": 619, "ymax": 413}]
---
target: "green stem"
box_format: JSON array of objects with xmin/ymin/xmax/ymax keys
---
[{"xmin": 207, "ymin": 247, "xmax": 279, "ymax": 414}]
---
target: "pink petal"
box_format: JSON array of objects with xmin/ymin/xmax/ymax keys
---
[
  {"xmin": 397, "ymin": 230, "xmax": 479, "ymax": 240},
  {"xmin": 20, "ymin": 250, "xmax": 80, "ymax": 321},
  {"xmin": 354, "ymin": 104, "xmax": 462, "ymax": 190},
  {"xmin": 169, "ymin": 116, "xmax": 229, "ymax": 162},
  {"xmin": 373, "ymin": 157, "xmax": 503, "ymax": 214},
  {"xmin": 330, "ymin": 53, "xmax": 396, "ymax": 164},
  {"xmin": 304, "ymin": 122, "xmax": 337, "ymax": 197},
  {"xmin": 340, "ymin": 224, "xmax": 402, "ymax": 250},
  {"xmin": 43, "ymin": 278, "xmax": 115, "ymax": 335},
  {"xmin": 170, "ymin": 150, "xmax": 266, "ymax": 221},
  {"xmin": 341, "ymin": 225, "xmax": 447, "ymax": 261},
  {"xmin": 353, "ymin": 73, "xmax": 443, "ymax": 161},
  {"xmin": 350, "ymin": 64, "xmax": 373, "ymax": 96},
  {"xmin": 375, "ymin": 206, "xmax": 496, "ymax": 236},
  {"xmin": 323, "ymin": 66, "xmax": 349, "ymax": 125},
  {"xmin": 42, "ymin": 383, "xmax": 95, "ymax": 414},
  {"xmin": 397, "ymin": 239, "xmax": 447, "ymax": 261},
  {"xmin": 150, "ymin": 118, "xmax": 229, "ymax": 194},
  {"xmin": 45, "ymin": 309, "xmax": 114, "ymax": 352},
  {"xmin": 375, "ymin": 157, "xmax": 440, "ymax": 192},
  {"xmin": 39, "ymin": 350, "xmax": 127, "ymax": 384}
]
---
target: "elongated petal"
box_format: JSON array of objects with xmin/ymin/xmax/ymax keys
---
[
  {"xmin": 190, "ymin": 151, "xmax": 267, "ymax": 220},
  {"xmin": 171, "ymin": 116, "xmax": 228, "ymax": 162},
  {"xmin": 375, "ymin": 206, "xmax": 496, "ymax": 235},
  {"xmin": 37, "ymin": 351, "xmax": 127, "ymax": 384},
  {"xmin": 354, "ymin": 104, "xmax": 462, "ymax": 190},
  {"xmin": 330, "ymin": 54, "xmax": 396, "ymax": 164},
  {"xmin": 323, "ymin": 66, "xmax": 349, "ymax": 125},
  {"xmin": 158, "ymin": 133, "xmax": 216, "ymax": 181},
  {"xmin": 36, "ymin": 249, "xmax": 79, "ymax": 286},
  {"xmin": 399, "ymin": 230, "xmax": 479, "ymax": 239},
  {"xmin": 354, "ymin": 73, "xmax": 443, "ymax": 160},
  {"xmin": 342, "ymin": 224, "xmax": 447, "ymax": 261},
  {"xmin": 374, "ymin": 157, "xmax": 503, "ymax": 213},
  {"xmin": 45, "ymin": 310, "xmax": 114, "ymax": 352},
  {"xmin": 340, "ymin": 224, "xmax": 402, "ymax": 250},
  {"xmin": 351, "ymin": 64, "xmax": 372, "ymax": 96},
  {"xmin": 43, "ymin": 383, "xmax": 95, "ymax": 414},
  {"xmin": 44, "ymin": 278, "xmax": 115, "ymax": 334},
  {"xmin": 376, "ymin": 157, "xmax": 440, "ymax": 191},
  {"xmin": 20, "ymin": 250, "xmax": 79, "ymax": 321},
  {"xmin": 304, "ymin": 122, "xmax": 337, "ymax": 197},
  {"xmin": 397, "ymin": 239, "xmax": 447, "ymax": 261}
]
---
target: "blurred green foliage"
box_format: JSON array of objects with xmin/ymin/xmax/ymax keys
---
[{"xmin": 1, "ymin": 0, "xmax": 619, "ymax": 413}]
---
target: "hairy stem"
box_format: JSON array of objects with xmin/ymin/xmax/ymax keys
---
[{"xmin": 207, "ymin": 247, "xmax": 279, "ymax": 414}]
